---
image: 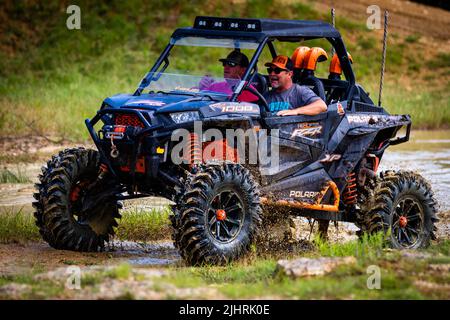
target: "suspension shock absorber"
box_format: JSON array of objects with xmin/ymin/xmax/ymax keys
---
[
  {"xmin": 343, "ymin": 171, "xmax": 357, "ymax": 205},
  {"xmin": 189, "ymin": 132, "xmax": 202, "ymax": 166}
]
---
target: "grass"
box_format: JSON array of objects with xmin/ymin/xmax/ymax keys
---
[
  {"xmin": 0, "ymin": 208, "xmax": 448, "ymax": 299},
  {"xmin": 0, "ymin": 269, "xmax": 66, "ymax": 299},
  {"xmin": 0, "ymin": 208, "xmax": 41, "ymax": 243},
  {"xmin": 0, "ymin": 167, "xmax": 31, "ymax": 183},
  {"xmin": 115, "ymin": 206, "xmax": 172, "ymax": 242},
  {"xmin": 0, "ymin": 206, "xmax": 172, "ymax": 244},
  {"xmin": 104, "ymin": 263, "xmax": 132, "ymax": 280},
  {"xmin": 157, "ymin": 238, "xmax": 450, "ymax": 299},
  {"xmin": 313, "ymin": 232, "xmax": 385, "ymax": 261},
  {"xmin": 0, "ymin": 0, "xmax": 448, "ymax": 142}
]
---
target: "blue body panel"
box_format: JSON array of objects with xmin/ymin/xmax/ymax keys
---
[{"xmin": 103, "ymin": 93, "xmax": 215, "ymax": 113}]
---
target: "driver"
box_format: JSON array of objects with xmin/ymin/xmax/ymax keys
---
[
  {"xmin": 199, "ymin": 50, "xmax": 259, "ymax": 103},
  {"xmin": 263, "ymin": 55, "xmax": 327, "ymax": 116}
]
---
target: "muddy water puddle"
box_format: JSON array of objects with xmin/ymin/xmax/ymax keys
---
[
  {"xmin": 0, "ymin": 240, "xmax": 180, "ymax": 276},
  {"xmin": 106, "ymin": 240, "xmax": 180, "ymax": 266},
  {"xmin": 380, "ymin": 130, "xmax": 450, "ymax": 212}
]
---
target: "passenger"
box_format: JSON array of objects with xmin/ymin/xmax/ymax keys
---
[
  {"xmin": 199, "ymin": 50, "xmax": 259, "ymax": 103},
  {"xmin": 263, "ymin": 55, "xmax": 327, "ymax": 116}
]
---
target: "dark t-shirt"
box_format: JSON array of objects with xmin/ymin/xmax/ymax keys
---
[{"xmin": 263, "ymin": 84, "xmax": 320, "ymax": 114}]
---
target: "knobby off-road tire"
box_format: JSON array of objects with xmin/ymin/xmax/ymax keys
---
[
  {"xmin": 172, "ymin": 163, "xmax": 262, "ymax": 265},
  {"xmin": 33, "ymin": 154, "xmax": 64, "ymax": 246},
  {"xmin": 35, "ymin": 148, "xmax": 121, "ymax": 251},
  {"xmin": 355, "ymin": 173, "xmax": 378, "ymax": 231},
  {"xmin": 169, "ymin": 173, "xmax": 194, "ymax": 261},
  {"xmin": 358, "ymin": 170, "xmax": 438, "ymax": 249}
]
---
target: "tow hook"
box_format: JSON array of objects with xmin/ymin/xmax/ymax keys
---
[{"xmin": 110, "ymin": 136, "xmax": 119, "ymax": 158}]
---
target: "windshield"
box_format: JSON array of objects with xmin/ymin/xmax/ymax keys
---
[{"xmin": 138, "ymin": 37, "xmax": 260, "ymax": 98}]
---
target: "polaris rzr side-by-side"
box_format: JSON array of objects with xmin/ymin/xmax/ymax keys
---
[{"xmin": 34, "ymin": 16, "xmax": 438, "ymax": 265}]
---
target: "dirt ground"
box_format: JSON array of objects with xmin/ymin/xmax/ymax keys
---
[{"xmin": 314, "ymin": 0, "xmax": 450, "ymax": 47}]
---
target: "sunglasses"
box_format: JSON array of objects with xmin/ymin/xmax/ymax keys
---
[
  {"xmin": 267, "ymin": 67, "xmax": 288, "ymax": 74},
  {"xmin": 222, "ymin": 61, "xmax": 238, "ymax": 67}
]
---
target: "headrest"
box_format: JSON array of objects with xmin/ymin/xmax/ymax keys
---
[
  {"xmin": 329, "ymin": 53, "xmax": 353, "ymax": 75},
  {"xmin": 303, "ymin": 47, "xmax": 328, "ymax": 71},
  {"xmin": 291, "ymin": 46, "xmax": 310, "ymax": 69}
]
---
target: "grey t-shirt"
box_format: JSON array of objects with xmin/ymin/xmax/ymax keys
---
[{"xmin": 264, "ymin": 84, "xmax": 320, "ymax": 114}]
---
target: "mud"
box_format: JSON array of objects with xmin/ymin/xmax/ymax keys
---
[{"xmin": 0, "ymin": 240, "xmax": 180, "ymax": 277}]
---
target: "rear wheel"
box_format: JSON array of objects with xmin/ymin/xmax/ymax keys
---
[
  {"xmin": 358, "ymin": 170, "xmax": 438, "ymax": 249},
  {"xmin": 174, "ymin": 163, "xmax": 262, "ymax": 265},
  {"xmin": 37, "ymin": 148, "xmax": 121, "ymax": 251}
]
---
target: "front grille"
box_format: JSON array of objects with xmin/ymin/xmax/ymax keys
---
[{"xmin": 115, "ymin": 114, "xmax": 144, "ymax": 127}]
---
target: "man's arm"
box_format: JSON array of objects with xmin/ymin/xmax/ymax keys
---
[{"xmin": 277, "ymin": 99, "xmax": 327, "ymax": 116}]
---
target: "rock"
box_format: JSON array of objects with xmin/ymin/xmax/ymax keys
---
[
  {"xmin": 428, "ymin": 264, "xmax": 450, "ymax": 273},
  {"xmin": 400, "ymin": 250, "xmax": 432, "ymax": 260},
  {"xmin": 276, "ymin": 256, "xmax": 357, "ymax": 278},
  {"xmin": 89, "ymin": 278, "xmax": 222, "ymax": 300},
  {"xmin": 0, "ymin": 283, "xmax": 31, "ymax": 299},
  {"xmin": 287, "ymin": 216, "xmax": 358, "ymax": 243},
  {"xmin": 414, "ymin": 280, "xmax": 450, "ymax": 292}
]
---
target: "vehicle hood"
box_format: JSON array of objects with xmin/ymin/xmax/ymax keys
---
[{"xmin": 103, "ymin": 93, "xmax": 215, "ymax": 113}]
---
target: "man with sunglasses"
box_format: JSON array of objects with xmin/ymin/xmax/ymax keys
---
[
  {"xmin": 199, "ymin": 50, "xmax": 258, "ymax": 102},
  {"xmin": 264, "ymin": 55, "xmax": 327, "ymax": 116}
]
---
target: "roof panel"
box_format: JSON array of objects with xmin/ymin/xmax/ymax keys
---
[{"xmin": 171, "ymin": 16, "xmax": 341, "ymax": 40}]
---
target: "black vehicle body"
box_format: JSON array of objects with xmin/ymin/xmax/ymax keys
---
[
  {"xmin": 37, "ymin": 16, "xmax": 437, "ymax": 265},
  {"xmin": 86, "ymin": 16, "xmax": 410, "ymax": 223}
]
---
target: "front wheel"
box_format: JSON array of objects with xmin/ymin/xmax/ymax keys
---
[
  {"xmin": 173, "ymin": 163, "xmax": 262, "ymax": 265},
  {"xmin": 36, "ymin": 148, "xmax": 122, "ymax": 251},
  {"xmin": 358, "ymin": 170, "xmax": 439, "ymax": 249}
]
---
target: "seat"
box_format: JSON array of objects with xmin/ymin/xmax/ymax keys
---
[
  {"xmin": 327, "ymin": 53, "xmax": 353, "ymax": 103},
  {"xmin": 291, "ymin": 46, "xmax": 310, "ymax": 83},
  {"xmin": 328, "ymin": 53, "xmax": 353, "ymax": 80},
  {"xmin": 299, "ymin": 47, "xmax": 328, "ymax": 102}
]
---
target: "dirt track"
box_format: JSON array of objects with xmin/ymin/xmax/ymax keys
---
[{"xmin": 314, "ymin": 0, "xmax": 450, "ymax": 44}]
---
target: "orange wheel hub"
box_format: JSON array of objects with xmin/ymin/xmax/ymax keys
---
[
  {"xmin": 399, "ymin": 216, "xmax": 408, "ymax": 228},
  {"xmin": 216, "ymin": 209, "xmax": 227, "ymax": 221},
  {"xmin": 70, "ymin": 186, "xmax": 81, "ymax": 202}
]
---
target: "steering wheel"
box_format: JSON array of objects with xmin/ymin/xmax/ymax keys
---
[{"xmin": 245, "ymin": 86, "xmax": 270, "ymax": 116}]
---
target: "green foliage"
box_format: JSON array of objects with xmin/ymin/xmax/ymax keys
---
[
  {"xmin": 104, "ymin": 263, "xmax": 132, "ymax": 279},
  {"xmin": 0, "ymin": 0, "xmax": 448, "ymax": 141},
  {"xmin": 313, "ymin": 232, "xmax": 385, "ymax": 262},
  {"xmin": 0, "ymin": 208, "xmax": 40, "ymax": 243},
  {"xmin": 428, "ymin": 53, "xmax": 450, "ymax": 70},
  {"xmin": 0, "ymin": 206, "xmax": 172, "ymax": 244},
  {"xmin": 0, "ymin": 167, "xmax": 31, "ymax": 183},
  {"xmin": 404, "ymin": 34, "xmax": 421, "ymax": 44},
  {"xmin": 115, "ymin": 206, "xmax": 171, "ymax": 242}
]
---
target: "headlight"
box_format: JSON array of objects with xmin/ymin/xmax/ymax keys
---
[{"xmin": 170, "ymin": 111, "xmax": 200, "ymax": 124}]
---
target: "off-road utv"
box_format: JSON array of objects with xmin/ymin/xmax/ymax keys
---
[{"xmin": 34, "ymin": 16, "xmax": 438, "ymax": 265}]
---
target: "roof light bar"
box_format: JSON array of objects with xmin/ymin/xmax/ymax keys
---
[{"xmin": 194, "ymin": 16, "xmax": 261, "ymax": 32}]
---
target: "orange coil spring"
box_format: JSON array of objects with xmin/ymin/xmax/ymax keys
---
[
  {"xmin": 343, "ymin": 172, "xmax": 357, "ymax": 205},
  {"xmin": 189, "ymin": 133, "xmax": 202, "ymax": 165}
]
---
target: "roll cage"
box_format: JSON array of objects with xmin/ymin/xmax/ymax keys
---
[{"xmin": 134, "ymin": 16, "xmax": 356, "ymax": 108}]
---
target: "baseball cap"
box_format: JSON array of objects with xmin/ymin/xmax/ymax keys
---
[
  {"xmin": 264, "ymin": 55, "xmax": 294, "ymax": 71},
  {"xmin": 219, "ymin": 50, "xmax": 249, "ymax": 67}
]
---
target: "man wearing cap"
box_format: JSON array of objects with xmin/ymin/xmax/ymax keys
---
[
  {"xmin": 199, "ymin": 50, "xmax": 258, "ymax": 103},
  {"xmin": 264, "ymin": 55, "xmax": 327, "ymax": 116}
]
